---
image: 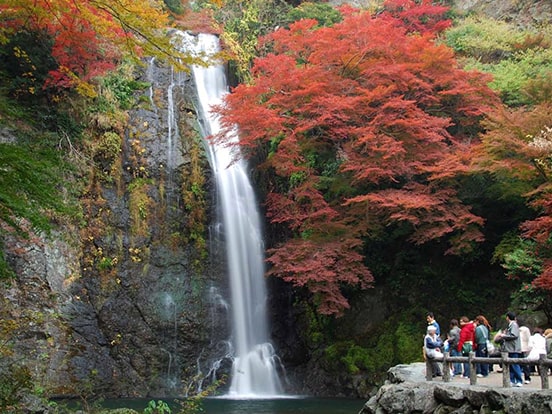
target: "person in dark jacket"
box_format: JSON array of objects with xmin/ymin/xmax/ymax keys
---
[
  {"xmin": 426, "ymin": 312, "xmax": 441, "ymax": 337},
  {"xmin": 494, "ymin": 311, "xmax": 523, "ymax": 387},
  {"xmin": 447, "ymin": 319, "xmax": 462, "ymax": 377}
]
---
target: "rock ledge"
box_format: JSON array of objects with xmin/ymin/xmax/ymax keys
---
[{"xmin": 359, "ymin": 363, "xmax": 552, "ymax": 414}]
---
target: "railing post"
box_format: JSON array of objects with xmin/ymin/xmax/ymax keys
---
[
  {"xmin": 539, "ymin": 354, "xmax": 549, "ymax": 390},
  {"xmin": 443, "ymin": 352, "xmax": 450, "ymax": 382},
  {"xmin": 501, "ymin": 352, "xmax": 510, "ymax": 388},
  {"xmin": 469, "ymin": 351, "xmax": 477, "ymax": 385}
]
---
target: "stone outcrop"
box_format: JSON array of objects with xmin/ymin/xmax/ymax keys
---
[
  {"xmin": 359, "ymin": 363, "xmax": 552, "ymax": 413},
  {"xmin": 452, "ymin": 0, "xmax": 552, "ymax": 28}
]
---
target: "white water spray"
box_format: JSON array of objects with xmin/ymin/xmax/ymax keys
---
[{"xmin": 178, "ymin": 32, "xmax": 283, "ymax": 397}]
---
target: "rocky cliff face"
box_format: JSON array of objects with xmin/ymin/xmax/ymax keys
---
[
  {"xmin": 1, "ymin": 58, "xmax": 232, "ymax": 398},
  {"xmin": 452, "ymin": 0, "xmax": 552, "ymax": 27}
]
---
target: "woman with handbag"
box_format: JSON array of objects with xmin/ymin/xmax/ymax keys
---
[
  {"xmin": 527, "ymin": 327, "xmax": 547, "ymax": 379},
  {"xmin": 474, "ymin": 315, "xmax": 492, "ymax": 378},
  {"xmin": 458, "ymin": 316, "xmax": 475, "ymax": 379},
  {"xmin": 494, "ymin": 311, "xmax": 523, "ymax": 387}
]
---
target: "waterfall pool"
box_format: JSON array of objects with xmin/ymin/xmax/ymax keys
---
[
  {"xmin": 59, "ymin": 397, "xmax": 366, "ymax": 413},
  {"xmin": 201, "ymin": 397, "xmax": 366, "ymax": 413}
]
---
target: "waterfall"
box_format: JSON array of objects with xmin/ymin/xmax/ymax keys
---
[{"xmin": 177, "ymin": 32, "xmax": 283, "ymax": 398}]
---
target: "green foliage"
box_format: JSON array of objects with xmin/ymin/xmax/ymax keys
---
[
  {"xmin": 0, "ymin": 235, "xmax": 14, "ymax": 278},
  {"xmin": 367, "ymin": 233, "xmax": 515, "ymax": 322},
  {"xmin": 322, "ymin": 317, "xmax": 422, "ymax": 380},
  {"xmin": 445, "ymin": 17, "xmax": 552, "ymax": 106},
  {"xmin": 97, "ymin": 256, "xmax": 117, "ymax": 271},
  {"xmin": 299, "ymin": 300, "xmax": 332, "ymax": 347},
  {"xmin": 0, "ymin": 143, "xmax": 72, "ymax": 240},
  {"xmin": 395, "ymin": 321, "xmax": 424, "ymax": 363},
  {"xmin": 207, "ymin": 0, "xmax": 292, "ymax": 83},
  {"xmin": 289, "ymin": 171, "xmax": 307, "ymax": 188},
  {"xmin": 511, "ymin": 281, "xmax": 551, "ymax": 310},
  {"xmin": 0, "ymin": 29, "xmax": 56, "ymax": 100},
  {"xmin": 493, "ymin": 236, "xmax": 552, "ymax": 322},
  {"xmin": 0, "ymin": 37, "xmax": 85, "ymax": 140},
  {"xmin": 444, "ymin": 16, "xmax": 525, "ymax": 60},
  {"xmin": 163, "ymin": 0, "xmax": 184, "ymax": 14},
  {"xmin": 285, "ymin": 2, "xmax": 342, "ymax": 28},
  {"xmin": 144, "ymin": 400, "xmax": 171, "ymax": 414},
  {"xmin": 501, "ymin": 239, "xmax": 542, "ymax": 279},
  {"xmin": 99, "ymin": 67, "xmax": 150, "ymax": 111},
  {"xmin": 97, "ymin": 132, "xmax": 122, "ymax": 161},
  {"xmin": 325, "ymin": 341, "xmax": 369, "ymax": 375},
  {"xmin": 128, "ymin": 178, "xmax": 153, "ymax": 237},
  {"xmin": 181, "ymin": 133, "xmax": 208, "ymax": 269},
  {"xmin": 176, "ymin": 396, "xmax": 203, "ymax": 414},
  {"xmin": 492, "ymin": 231, "xmax": 522, "ymax": 264},
  {"xmin": 475, "ymin": 48, "xmax": 552, "ymax": 106},
  {"xmin": 0, "ymin": 364, "xmax": 32, "ymax": 411},
  {"xmin": 523, "ymin": 72, "xmax": 552, "ymax": 104},
  {"xmin": 177, "ymin": 376, "xmax": 225, "ymax": 414}
]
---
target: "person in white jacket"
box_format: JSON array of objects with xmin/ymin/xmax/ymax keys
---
[
  {"xmin": 527, "ymin": 327, "xmax": 547, "ymax": 382},
  {"xmin": 519, "ymin": 322, "xmax": 532, "ymax": 383}
]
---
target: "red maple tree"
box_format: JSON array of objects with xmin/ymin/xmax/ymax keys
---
[
  {"xmin": 214, "ymin": 3, "xmax": 498, "ymax": 315},
  {"xmin": 379, "ymin": 0, "xmax": 452, "ymax": 35}
]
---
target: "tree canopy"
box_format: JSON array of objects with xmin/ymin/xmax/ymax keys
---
[
  {"xmin": 214, "ymin": 2, "xmax": 500, "ymax": 315},
  {"xmin": 473, "ymin": 103, "xmax": 552, "ymax": 306},
  {"xmin": 0, "ymin": 0, "xmax": 201, "ymax": 97}
]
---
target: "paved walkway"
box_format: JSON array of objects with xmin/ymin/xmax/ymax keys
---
[{"xmin": 438, "ymin": 370, "xmax": 544, "ymax": 390}]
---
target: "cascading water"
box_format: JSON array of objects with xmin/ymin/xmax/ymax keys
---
[{"xmin": 177, "ymin": 32, "xmax": 283, "ymax": 398}]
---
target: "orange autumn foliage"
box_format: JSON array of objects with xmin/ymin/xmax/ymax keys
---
[
  {"xmin": 215, "ymin": 4, "xmax": 499, "ymax": 315},
  {"xmin": 0, "ymin": 0, "xmax": 198, "ymax": 95}
]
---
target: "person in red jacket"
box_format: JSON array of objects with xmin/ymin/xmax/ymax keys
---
[{"xmin": 457, "ymin": 316, "xmax": 475, "ymax": 378}]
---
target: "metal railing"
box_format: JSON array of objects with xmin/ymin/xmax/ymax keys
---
[{"xmin": 426, "ymin": 351, "xmax": 552, "ymax": 389}]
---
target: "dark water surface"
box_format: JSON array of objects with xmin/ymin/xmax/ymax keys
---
[
  {"xmin": 202, "ymin": 397, "xmax": 365, "ymax": 413},
  {"xmin": 83, "ymin": 397, "xmax": 365, "ymax": 413}
]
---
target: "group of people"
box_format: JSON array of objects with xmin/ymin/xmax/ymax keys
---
[{"xmin": 424, "ymin": 311, "xmax": 552, "ymax": 387}]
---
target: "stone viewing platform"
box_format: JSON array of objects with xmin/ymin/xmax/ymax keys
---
[{"xmin": 358, "ymin": 363, "xmax": 552, "ymax": 413}]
